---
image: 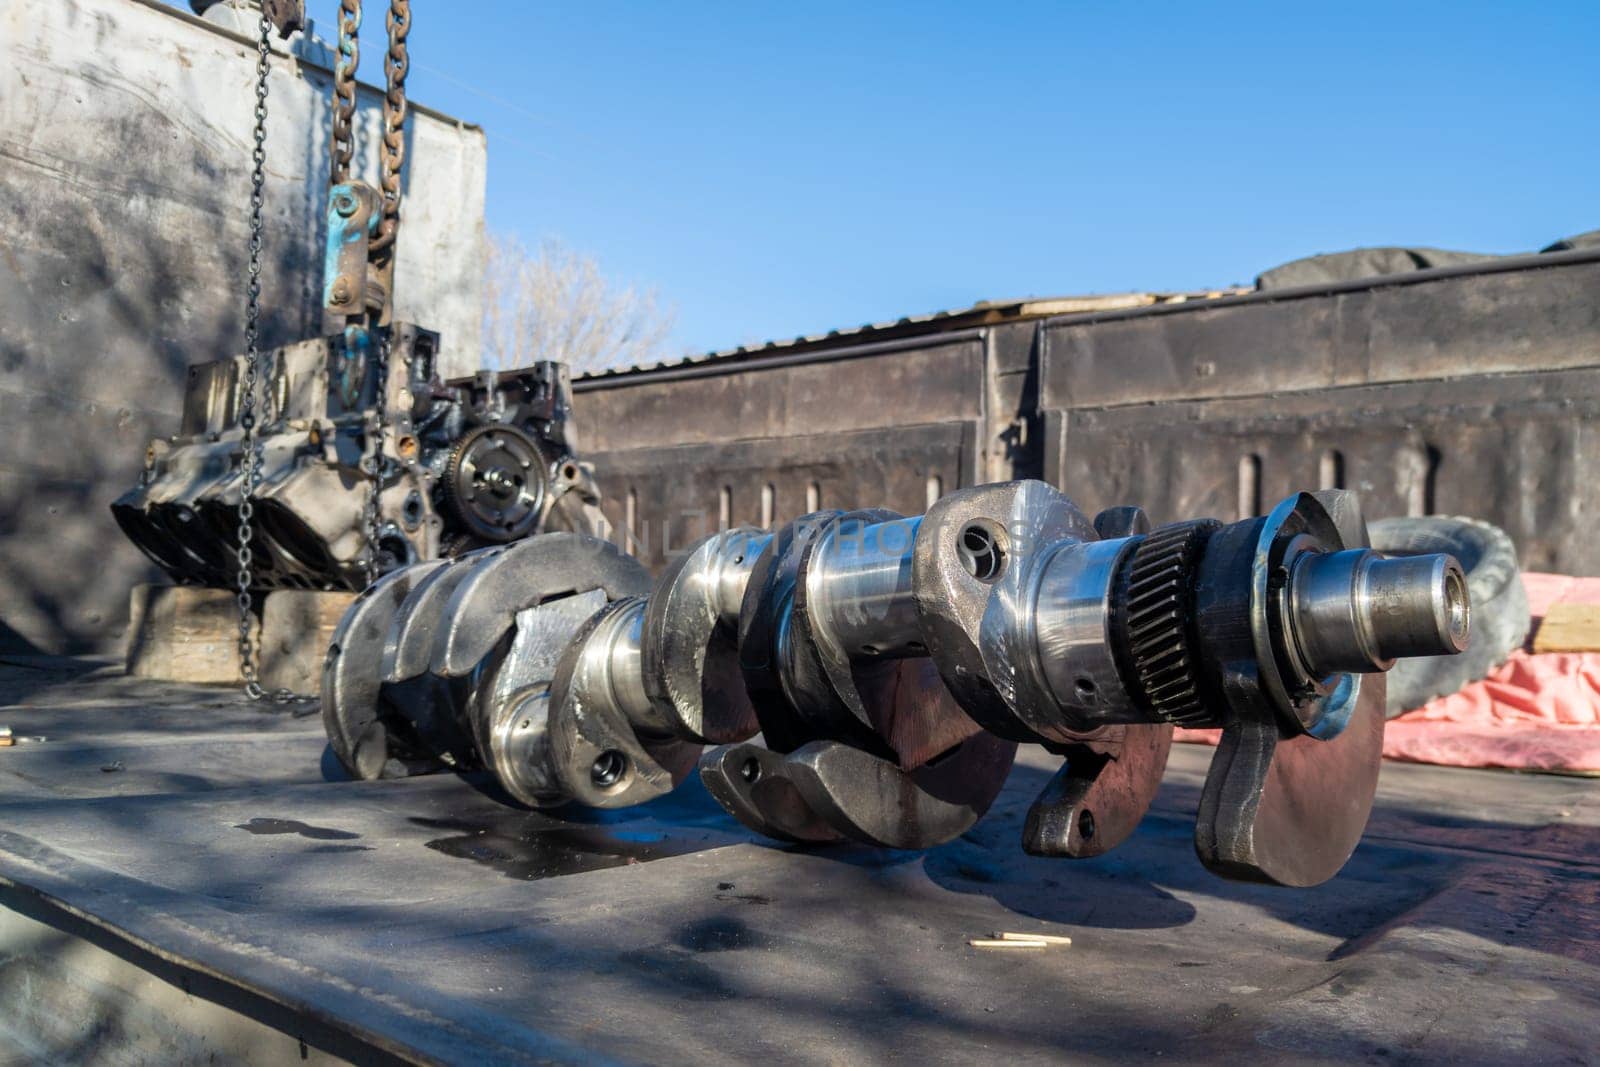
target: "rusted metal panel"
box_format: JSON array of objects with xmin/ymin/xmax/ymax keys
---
[
  {"xmin": 1046, "ymin": 370, "xmax": 1600, "ymax": 573},
  {"xmin": 1044, "ymin": 296, "xmax": 1343, "ymax": 409},
  {"xmin": 579, "ymin": 253, "xmax": 1600, "ymax": 579},
  {"xmin": 575, "ymin": 331, "xmax": 1000, "ymax": 570},
  {"xmin": 575, "ymin": 291, "xmax": 1237, "ymax": 382},
  {"xmin": 575, "ymin": 335, "xmax": 987, "ymax": 453},
  {"xmin": 1038, "ymin": 253, "xmax": 1600, "ymax": 576},
  {"xmin": 589, "ymin": 421, "xmax": 977, "ymax": 570},
  {"xmin": 1040, "ymin": 253, "xmax": 1600, "ymax": 409},
  {"xmin": 1337, "ymin": 258, "xmax": 1600, "ymax": 384},
  {"xmin": 985, "ymin": 322, "xmax": 1044, "ymax": 483}
]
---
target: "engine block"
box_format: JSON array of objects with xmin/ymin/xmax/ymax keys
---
[{"xmin": 112, "ymin": 324, "xmax": 608, "ymax": 591}]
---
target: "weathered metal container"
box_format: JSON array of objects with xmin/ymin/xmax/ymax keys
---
[{"xmin": 574, "ymin": 252, "xmax": 1600, "ymax": 576}]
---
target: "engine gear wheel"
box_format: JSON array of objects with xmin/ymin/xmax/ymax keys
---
[
  {"xmin": 440, "ymin": 423, "xmax": 549, "ymax": 543},
  {"xmin": 1116, "ymin": 519, "xmax": 1220, "ymax": 727}
]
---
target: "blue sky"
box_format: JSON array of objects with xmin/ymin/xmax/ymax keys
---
[{"xmin": 352, "ymin": 2, "xmax": 1594, "ymax": 355}]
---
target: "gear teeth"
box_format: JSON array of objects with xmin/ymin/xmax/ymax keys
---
[
  {"xmin": 1120, "ymin": 520, "xmax": 1220, "ymax": 727},
  {"xmin": 440, "ymin": 424, "xmax": 548, "ymax": 543}
]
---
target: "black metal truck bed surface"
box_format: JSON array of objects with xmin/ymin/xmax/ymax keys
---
[{"xmin": 1, "ymin": 657, "xmax": 1596, "ymax": 1065}]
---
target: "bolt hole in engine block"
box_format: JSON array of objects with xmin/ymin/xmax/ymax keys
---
[{"xmin": 401, "ymin": 490, "xmax": 424, "ymax": 530}]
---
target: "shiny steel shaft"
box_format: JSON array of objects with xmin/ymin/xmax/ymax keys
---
[
  {"xmin": 804, "ymin": 516, "xmax": 923, "ymax": 659},
  {"xmin": 1288, "ymin": 548, "xmax": 1469, "ymax": 676}
]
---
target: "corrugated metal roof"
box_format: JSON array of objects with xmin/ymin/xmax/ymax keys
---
[{"xmin": 575, "ymin": 289, "xmax": 1247, "ymax": 382}]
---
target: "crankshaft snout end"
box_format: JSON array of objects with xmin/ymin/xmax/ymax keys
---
[{"xmin": 1288, "ymin": 548, "xmax": 1469, "ymax": 677}]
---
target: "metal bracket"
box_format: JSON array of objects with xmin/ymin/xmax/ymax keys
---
[{"xmin": 323, "ymin": 182, "xmax": 381, "ymax": 317}]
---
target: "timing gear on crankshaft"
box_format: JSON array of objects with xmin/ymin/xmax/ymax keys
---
[{"xmin": 1114, "ymin": 519, "xmax": 1220, "ymax": 727}]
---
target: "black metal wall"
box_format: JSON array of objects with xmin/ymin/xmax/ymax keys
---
[
  {"xmin": 573, "ymin": 333, "xmax": 998, "ymax": 569},
  {"xmin": 1040, "ymin": 250, "xmax": 1600, "ymax": 573},
  {"xmin": 575, "ymin": 250, "xmax": 1600, "ymax": 576}
]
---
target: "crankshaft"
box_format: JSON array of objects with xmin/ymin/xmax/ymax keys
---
[{"xmin": 322, "ymin": 479, "xmax": 1467, "ymax": 886}]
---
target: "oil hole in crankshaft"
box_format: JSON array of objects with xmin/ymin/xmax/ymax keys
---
[
  {"xmin": 957, "ymin": 521, "xmax": 1007, "ymax": 583},
  {"xmin": 591, "ymin": 749, "xmax": 629, "ymax": 788}
]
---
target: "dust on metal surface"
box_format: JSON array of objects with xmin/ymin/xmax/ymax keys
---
[{"xmin": 0, "ymin": 662, "xmax": 1597, "ymax": 1063}]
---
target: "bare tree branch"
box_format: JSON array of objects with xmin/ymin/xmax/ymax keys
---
[{"xmin": 482, "ymin": 233, "xmax": 679, "ymax": 373}]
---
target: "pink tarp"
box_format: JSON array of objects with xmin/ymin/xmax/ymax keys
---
[{"xmin": 1176, "ymin": 573, "xmax": 1600, "ymax": 774}]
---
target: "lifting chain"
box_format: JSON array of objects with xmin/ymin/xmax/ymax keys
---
[
  {"xmin": 363, "ymin": 330, "xmax": 390, "ymax": 586},
  {"xmin": 371, "ymin": 0, "xmax": 410, "ymax": 254},
  {"xmin": 234, "ymin": 12, "xmax": 302, "ymax": 704},
  {"xmin": 329, "ymin": 0, "xmax": 360, "ymax": 187},
  {"xmin": 330, "ymin": 0, "xmax": 409, "ymax": 252},
  {"xmin": 328, "ymin": 0, "xmax": 412, "ymax": 588},
  {"xmin": 234, "ymin": 2, "xmax": 411, "ymax": 696}
]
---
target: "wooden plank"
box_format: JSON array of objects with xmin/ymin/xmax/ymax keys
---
[
  {"xmin": 1532, "ymin": 602, "xmax": 1600, "ymax": 653},
  {"xmin": 125, "ymin": 585, "xmax": 252, "ymax": 684},
  {"xmin": 259, "ymin": 590, "xmax": 357, "ymax": 696}
]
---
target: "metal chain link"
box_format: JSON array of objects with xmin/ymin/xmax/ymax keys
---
[
  {"xmin": 370, "ymin": 0, "xmax": 410, "ymax": 254},
  {"xmin": 236, "ymin": 13, "xmax": 273, "ymax": 701},
  {"xmin": 330, "ymin": 0, "xmax": 361, "ymax": 186},
  {"xmin": 329, "ymin": 0, "xmax": 408, "ymax": 251},
  {"xmin": 236, "ymin": 13, "xmax": 311, "ymax": 705},
  {"xmin": 325, "ymin": 0, "xmax": 410, "ymax": 586},
  {"xmin": 363, "ymin": 329, "xmax": 390, "ymax": 586}
]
